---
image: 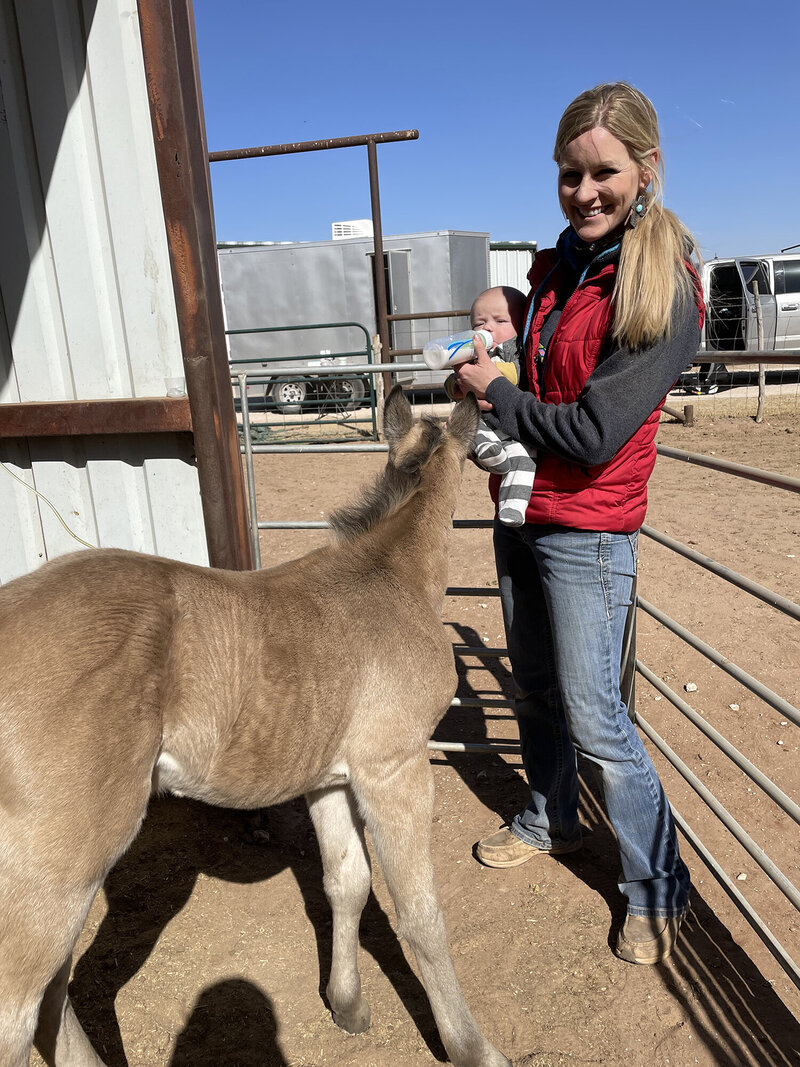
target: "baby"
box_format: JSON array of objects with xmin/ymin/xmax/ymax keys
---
[{"xmin": 448, "ymin": 286, "xmax": 537, "ymax": 527}]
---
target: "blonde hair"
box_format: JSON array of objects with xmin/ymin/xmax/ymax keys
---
[{"xmin": 554, "ymin": 82, "xmax": 699, "ymax": 348}]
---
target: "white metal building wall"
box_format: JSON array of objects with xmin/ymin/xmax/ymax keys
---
[
  {"xmin": 489, "ymin": 247, "xmax": 537, "ymax": 296},
  {"xmin": 0, "ymin": 0, "xmax": 208, "ymax": 583}
]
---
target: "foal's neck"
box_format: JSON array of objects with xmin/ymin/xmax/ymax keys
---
[{"xmin": 373, "ymin": 449, "xmax": 461, "ymax": 605}]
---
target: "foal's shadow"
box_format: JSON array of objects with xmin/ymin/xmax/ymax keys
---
[
  {"xmin": 69, "ymin": 796, "xmax": 445, "ymax": 1066},
  {"xmin": 433, "ymin": 621, "xmax": 525, "ymax": 818},
  {"xmin": 434, "ymin": 623, "xmax": 634, "ymax": 920}
]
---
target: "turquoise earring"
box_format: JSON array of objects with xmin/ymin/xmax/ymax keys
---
[{"xmin": 627, "ymin": 193, "xmax": 649, "ymax": 229}]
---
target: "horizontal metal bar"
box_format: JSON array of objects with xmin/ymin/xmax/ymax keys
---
[
  {"xmin": 636, "ymin": 661, "xmax": 800, "ymax": 825},
  {"xmin": 387, "ymin": 310, "xmax": 470, "ymax": 322},
  {"xmin": 657, "ymin": 445, "xmax": 800, "ymax": 493},
  {"xmin": 641, "ymin": 525, "xmax": 800, "ymax": 621},
  {"xmin": 693, "ymin": 351, "xmax": 800, "ymax": 363},
  {"xmin": 450, "ymin": 696, "xmax": 513, "ymax": 709},
  {"xmin": 428, "ymin": 740, "xmax": 522, "ymax": 755},
  {"xmin": 253, "ymin": 517, "xmax": 496, "ymax": 530},
  {"xmin": 453, "ymin": 645, "xmax": 508, "ymax": 658},
  {"xmin": 227, "ymin": 320, "xmax": 371, "ymax": 338},
  {"xmin": 231, "ymin": 356, "xmax": 369, "ymax": 370},
  {"xmin": 637, "ymin": 596, "xmax": 800, "ymax": 726},
  {"xmin": 257, "ymin": 521, "xmax": 329, "ymax": 530},
  {"xmin": 251, "ymin": 443, "xmax": 388, "ymax": 454},
  {"xmin": 236, "ymin": 351, "xmax": 799, "ymax": 378},
  {"xmin": 237, "ymin": 361, "xmax": 425, "ymax": 377},
  {"xmin": 672, "ymin": 808, "xmax": 800, "ymax": 990},
  {"xmin": 0, "ymin": 397, "xmax": 192, "ymax": 438},
  {"xmin": 257, "ymin": 520, "xmax": 501, "ymax": 533},
  {"xmin": 209, "ymin": 129, "xmax": 419, "ymax": 163},
  {"xmin": 446, "ymin": 586, "xmax": 502, "ymax": 598},
  {"xmin": 635, "ymin": 712, "xmax": 800, "ymax": 912}
]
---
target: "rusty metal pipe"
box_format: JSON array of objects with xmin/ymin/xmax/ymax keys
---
[
  {"xmin": 209, "ymin": 129, "xmax": 418, "ymax": 163},
  {"xmin": 366, "ymin": 139, "xmax": 394, "ymax": 396}
]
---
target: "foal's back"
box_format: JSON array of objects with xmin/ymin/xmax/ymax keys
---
[{"xmin": 0, "ymin": 531, "xmax": 457, "ymax": 819}]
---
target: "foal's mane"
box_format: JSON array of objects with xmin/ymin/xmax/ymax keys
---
[{"xmin": 328, "ymin": 416, "xmax": 444, "ymax": 545}]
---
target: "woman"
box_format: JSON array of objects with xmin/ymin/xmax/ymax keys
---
[{"xmin": 454, "ymin": 82, "xmax": 701, "ymax": 965}]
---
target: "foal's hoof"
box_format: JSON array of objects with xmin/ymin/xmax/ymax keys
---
[{"xmin": 332, "ymin": 997, "xmax": 371, "ymax": 1035}]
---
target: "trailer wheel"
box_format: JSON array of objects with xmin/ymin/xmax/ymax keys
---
[
  {"xmin": 271, "ymin": 378, "xmax": 307, "ymax": 414},
  {"xmin": 330, "ymin": 377, "xmax": 367, "ymax": 412}
]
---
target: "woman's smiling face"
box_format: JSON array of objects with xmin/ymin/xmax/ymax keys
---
[{"xmin": 557, "ymin": 126, "xmax": 653, "ymax": 243}]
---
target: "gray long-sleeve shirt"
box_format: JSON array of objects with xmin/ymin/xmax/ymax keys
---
[{"xmin": 482, "ymin": 292, "xmax": 700, "ymax": 467}]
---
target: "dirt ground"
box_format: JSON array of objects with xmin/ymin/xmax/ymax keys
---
[{"xmin": 46, "ymin": 401, "xmax": 799, "ymax": 1067}]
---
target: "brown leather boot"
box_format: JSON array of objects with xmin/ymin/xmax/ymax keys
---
[
  {"xmin": 615, "ymin": 911, "xmax": 687, "ymax": 964},
  {"xmin": 475, "ymin": 826, "xmax": 582, "ymax": 868}
]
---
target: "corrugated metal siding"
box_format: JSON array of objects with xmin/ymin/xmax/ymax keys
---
[
  {"xmin": 489, "ymin": 247, "xmax": 536, "ymax": 295},
  {"xmin": 0, "ymin": 0, "xmax": 208, "ymax": 583}
]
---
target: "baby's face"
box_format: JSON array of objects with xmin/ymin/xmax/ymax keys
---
[{"xmin": 471, "ymin": 291, "xmax": 520, "ymax": 344}]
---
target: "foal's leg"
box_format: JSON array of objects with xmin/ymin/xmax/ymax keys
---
[
  {"xmin": 0, "ymin": 880, "xmax": 106, "ymax": 1067},
  {"xmin": 35, "ymin": 954, "xmax": 106, "ymax": 1067},
  {"xmin": 306, "ymin": 785, "xmax": 372, "ymax": 1035},
  {"xmin": 355, "ymin": 756, "xmax": 510, "ymax": 1067}
]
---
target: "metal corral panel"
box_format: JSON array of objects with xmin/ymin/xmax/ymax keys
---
[
  {"xmin": 218, "ymin": 230, "xmax": 490, "ymax": 386},
  {"xmin": 0, "ymin": 0, "xmax": 207, "ymax": 583},
  {"xmin": 489, "ymin": 244, "xmax": 537, "ymax": 295}
]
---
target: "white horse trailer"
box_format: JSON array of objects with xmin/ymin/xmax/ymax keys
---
[{"xmin": 217, "ymin": 230, "xmax": 492, "ymax": 401}]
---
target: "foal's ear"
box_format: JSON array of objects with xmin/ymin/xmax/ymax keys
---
[
  {"xmin": 383, "ymin": 384, "xmax": 414, "ymax": 446},
  {"xmin": 446, "ymin": 393, "xmax": 481, "ymax": 454}
]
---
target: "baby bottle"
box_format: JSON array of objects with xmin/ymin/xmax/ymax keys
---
[{"xmin": 422, "ymin": 329, "xmax": 494, "ymax": 370}]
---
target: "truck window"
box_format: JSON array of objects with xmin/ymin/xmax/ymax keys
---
[
  {"xmin": 739, "ymin": 260, "xmax": 772, "ymax": 295},
  {"xmin": 774, "ymin": 259, "xmax": 800, "ymax": 296}
]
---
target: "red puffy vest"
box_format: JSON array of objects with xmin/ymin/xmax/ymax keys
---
[{"xmin": 489, "ymin": 247, "xmax": 702, "ymax": 532}]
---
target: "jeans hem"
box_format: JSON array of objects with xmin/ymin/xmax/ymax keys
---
[
  {"xmin": 510, "ymin": 818, "xmax": 583, "ymax": 853},
  {"xmin": 625, "ymin": 905, "xmax": 690, "ymax": 920}
]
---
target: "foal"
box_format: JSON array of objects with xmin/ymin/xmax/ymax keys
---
[{"xmin": 0, "ymin": 386, "xmax": 509, "ymax": 1067}]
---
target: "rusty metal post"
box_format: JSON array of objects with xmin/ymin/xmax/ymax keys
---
[
  {"xmin": 136, "ymin": 0, "xmax": 252, "ymax": 570},
  {"xmin": 367, "ymin": 139, "xmax": 394, "ymax": 397}
]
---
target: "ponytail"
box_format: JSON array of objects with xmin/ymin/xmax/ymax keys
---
[{"xmin": 613, "ymin": 197, "xmax": 699, "ymax": 349}]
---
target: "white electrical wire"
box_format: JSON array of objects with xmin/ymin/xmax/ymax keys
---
[{"xmin": 1, "ymin": 460, "xmax": 96, "ymax": 550}]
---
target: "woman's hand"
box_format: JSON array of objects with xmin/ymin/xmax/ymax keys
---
[{"xmin": 452, "ymin": 333, "xmax": 502, "ymax": 410}]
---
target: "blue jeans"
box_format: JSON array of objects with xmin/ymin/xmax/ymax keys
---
[{"xmin": 494, "ymin": 520, "xmax": 691, "ymax": 918}]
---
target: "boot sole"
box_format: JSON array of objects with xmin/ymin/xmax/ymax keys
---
[{"xmin": 476, "ymin": 844, "xmax": 582, "ymax": 869}]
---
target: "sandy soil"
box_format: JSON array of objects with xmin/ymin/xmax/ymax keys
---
[{"xmin": 39, "ymin": 403, "xmax": 800, "ymax": 1067}]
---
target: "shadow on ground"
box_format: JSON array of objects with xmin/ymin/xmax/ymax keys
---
[{"xmin": 69, "ymin": 796, "xmax": 446, "ymax": 1066}]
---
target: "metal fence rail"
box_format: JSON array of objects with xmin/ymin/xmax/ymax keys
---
[
  {"xmin": 635, "ymin": 710, "xmax": 800, "ymax": 920},
  {"xmin": 637, "ymin": 596, "xmax": 800, "ymax": 725},
  {"xmin": 672, "ymin": 808, "xmax": 800, "ymax": 987},
  {"xmin": 633, "ymin": 452, "xmax": 800, "ymax": 991}
]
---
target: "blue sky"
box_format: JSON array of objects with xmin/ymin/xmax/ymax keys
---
[{"xmin": 194, "ymin": 0, "xmax": 800, "ymax": 260}]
